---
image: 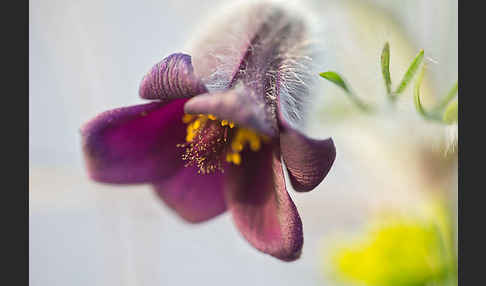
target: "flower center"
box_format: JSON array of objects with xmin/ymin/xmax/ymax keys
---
[{"xmin": 177, "ymin": 113, "xmax": 268, "ymax": 174}]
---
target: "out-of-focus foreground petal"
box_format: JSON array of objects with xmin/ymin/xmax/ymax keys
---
[
  {"xmin": 183, "ymin": 84, "xmax": 278, "ymax": 137},
  {"xmin": 225, "ymin": 144, "xmax": 303, "ymax": 261},
  {"xmin": 81, "ymin": 99, "xmax": 187, "ymax": 184},
  {"xmin": 139, "ymin": 53, "xmax": 207, "ymax": 100},
  {"xmin": 153, "ymin": 165, "xmax": 227, "ymax": 223}
]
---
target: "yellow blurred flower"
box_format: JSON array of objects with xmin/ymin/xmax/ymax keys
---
[{"xmin": 326, "ymin": 200, "xmax": 456, "ymax": 286}]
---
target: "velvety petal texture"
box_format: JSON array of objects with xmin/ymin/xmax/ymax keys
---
[
  {"xmin": 81, "ymin": 99, "xmax": 187, "ymax": 183},
  {"xmin": 278, "ymin": 104, "xmax": 336, "ymax": 192},
  {"xmin": 183, "ymin": 84, "xmax": 278, "ymax": 137},
  {"xmin": 153, "ymin": 166, "xmax": 227, "ymax": 223},
  {"xmin": 139, "ymin": 53, "xmax": 207, "ymax": 100},
  {"xmin": 224, "ymin": 143, "xmax": 303, "ymax": 261},
  {"xmin": 280, "ymin": 126, "xmax": 336, "ymax": 192}
]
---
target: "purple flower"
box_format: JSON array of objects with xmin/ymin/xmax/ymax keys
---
[{"xmin": 81, "ymin": 2, "xmax": 335, "ymax": 261}]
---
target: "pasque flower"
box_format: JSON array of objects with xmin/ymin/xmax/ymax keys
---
[{"xmin": 81, "ymin": 1, "xmax": 335, "ymax": 261}]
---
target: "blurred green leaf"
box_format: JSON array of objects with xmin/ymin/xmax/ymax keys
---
[
  {"xmin": 381, "ymin": 42, "xmax": 392, "ymax": 96},
  {"xmin": 319, "ymin": 71, "xmax": 372, "ymax": 112},
  {"xmin": 319, "ymin": 71, "xmax": 350, "ymax": 93},
  {"xmin": 394, "ymin": 49, "xmax": 425, "ymax": 96},
  {"xmin": 443, "ymin": 99, "xmax": 458, "ymax": 124}
]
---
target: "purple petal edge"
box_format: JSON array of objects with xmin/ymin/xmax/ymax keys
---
[
  {"xmin": 280, "ymin": 129, "xmax": 336, "ymax": 192},
  {"xmin": 225, "ymin": 144, "xmax": 303, "ymax": 261},
  {"xmin": 81, "ymin": 99, "xmax": 187, "ymax": 184},
  {"xmin": 139, "ymin": 53, "xmax": 208, "ymax": 100}
]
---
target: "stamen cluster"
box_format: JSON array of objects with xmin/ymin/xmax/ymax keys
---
[{"xmin": 178, "ymin": 114, "xmax": 268, "ymax": 174}]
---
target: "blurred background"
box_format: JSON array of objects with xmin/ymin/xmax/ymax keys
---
[{"xmin": 29, "ymin": 0, "xmax": 458, "ymax": 285}]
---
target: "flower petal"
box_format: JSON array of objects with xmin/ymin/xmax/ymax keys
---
[
  {"xmin": 153, "ymin": 166, "xmax": 226, "ymax": 223},
  {"xmin": 81, "ymin": 99, "xmax": 187, "ymax": 184},
  {"xmin": 277, "ymin": 94, "xmax": 336, "ymax": 192},
  {"xmin": 225, "ymin": 144, "xmax": 303, "ymax": 261},
  {"xmin": 139, "ymin": 53, "xmax": 207, "ymax": 100},
  {"xmin": 183, "ymin": 84, "xmax": 278, "ymax": 137},
  {"xmin": 280, "ymin": 127, "xmax": 336, "ymax": 192},
  {"xmin": 277, "ymin": 100, "xmax": 336, "ymax": 192}
]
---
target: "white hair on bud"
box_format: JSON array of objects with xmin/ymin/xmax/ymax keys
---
[
  {"xmin": 272, "ymin": 43, "xmax": 318, "ymax": 128},
  {"xmin": 187, "ymin": 0, "xmax": 323, "ymax": 128},
  {"xmin": 187, "ymin": 1, "xmax": 263, "ymax": 91},
  {"xmin": 267, "ymin": 0, "xmax": 325, "ymax": 129}
]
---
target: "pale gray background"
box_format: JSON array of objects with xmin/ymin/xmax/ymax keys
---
[{"xmin": 30, "ymin": 0, "xmax": 457, "ymax": 285}]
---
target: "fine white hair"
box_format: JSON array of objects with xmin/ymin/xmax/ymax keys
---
[{"xmin": 186, "ymin": 0, "xmax": 323, "ymax": 128}]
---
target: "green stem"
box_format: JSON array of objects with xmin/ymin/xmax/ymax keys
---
[
  {"xmin": 413, "ymin": 64, "xmax": 441, "ymax": 121},
  {"xmin": 319, "ymin": 71, "xmax": 373, "ymax": 113}
]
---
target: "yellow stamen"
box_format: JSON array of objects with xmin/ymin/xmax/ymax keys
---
[
  {"xmin": 232, "ymin": 141, "xmax": 244, "ymax": 152},
  {"xmin": 185, "ymin": 124, "xmax": 195, "ymax": 142},
  {"xmin": 231, "ymin": 153, "xmax": 241, "ymax": 165},
  {"xmin": 182, "ymin": 114, "xmax": 194, "ymax": 123},
  {"xmin": 192, "ymin": 120, "xmax": 201, "ymax": 130},
  {"xmin": 226, "ymin": 153, "xmax": 233, "ymax": 163},
  {"xmin": 249, "ymin": 137, "xmax": 261, "ymax": 151},
  {"xmin": 180, "ymin": 113, "xmax": 267, "ymax": 170}
]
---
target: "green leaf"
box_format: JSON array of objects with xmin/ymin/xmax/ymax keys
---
[
  {"xmin": 319, "ymin": 71, "xmax": 350, "ymax": 93},
  {"xmin": 381, "ymin": 42, "xmax": 392, "ymax": 95},
  {"xmin": 443, "ymin": 99, "xmax": 458, "ymax": 124},
  {"xmin": 394, "ymin": 49, "xmax": 425, "ymax": 95},
  {"xmin": 319, "ymin": 71, "xmax": 372, "ymax": 112}
]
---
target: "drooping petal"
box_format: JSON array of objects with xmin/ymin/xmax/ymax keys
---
[
  {"xmin": 277, "ymin": 103, "xmax": 336, "ymax": 192},
  {"xmin": 225, "ymin": 144, "xmax": 303, "ymax": 261},
  {"xmin": 153, "ymin": 166, "xmax": 227, "ymax": 223},
  {"xmin": 139, "ymin": 53, "xmax": 207, "ymax": 100},
  {"xmin": 81, "ymin": 99, "xmax": 187, "ymax": 184},
  {"xmin": 280, "ymin": 126, "xmax": 336, "ymax": 192},
  {"xmin": 183, "ymin": 84, "xmax": 278, "ymax": 137}
]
